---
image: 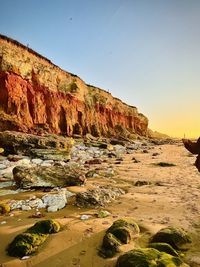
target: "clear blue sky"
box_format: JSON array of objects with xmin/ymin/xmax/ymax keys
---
[{"xmin": 1, "ymin": 0, "xmax": 200, "ymax": 137}]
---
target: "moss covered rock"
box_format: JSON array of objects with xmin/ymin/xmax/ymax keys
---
[
  {"xmin": 7, "ymin": 233, "xmax": 47, "ymax": 257},
  {"xmin": 7, "ymin": 219, "xmax": 60, "ymax": 257},
  {"xmin": 0, "ymin": 203, "xmax": 10, "ymax": 214},
  {"xmin": 99, "ymin": 219, "xmax": 140, "ymax": 258},
  {"xmin": 100, "ymin": 233, "xmax": 122, "ymax": 258},
  {"xmin": 148, "ymin": 242, "xmax": 179, "ymax": 256},
  {"xmin": 150, "ymin": 227, "xmax": 191, "ymax": 250},
  {"xmin": 27, "ymin": 219, "xmax": 60, "ymax": 234},
  {"xmin": 116, "ymin": 248, "xmax": 189, "ymax": 267},
  {"xmin": 107, "ymin": 219, "xmax": 140, "ymax": 244}
]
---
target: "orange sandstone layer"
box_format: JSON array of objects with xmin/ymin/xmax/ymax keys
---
[{"xmin": 0, "ymin": 34, "xmax": 148, "ymax": 137}]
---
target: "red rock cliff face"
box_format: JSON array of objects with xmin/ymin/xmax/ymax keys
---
[{"xmin": 0, "ymin": 35, "xmax": 148, "ymax": 137}]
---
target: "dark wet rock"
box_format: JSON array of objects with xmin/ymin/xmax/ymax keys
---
[
  {"xmin": 107, "ymin": 152, "xmax": 117, "ymax": 158},
  {"xmin": 0, "ymin": 131, "xmax": 72, "ymax": 155},
  {"xmin": 134, "ymin": 180, "xmax": 151, "ymax": 186},
  {"xmin": 85, "ymin": 158, "xmax": 102, "ymax": 165},
  {"xmin": 148, "ymin": 242, "xmax": 179, "ymax": 256},
  {"xmin": 7, "ymin": 219, "xmax": 60, "ymax": 257},
  {"xmin": 132, "ymin": 157, "xmax": 140, "ymax": 163},
  {"xmin": 152, "ymin": 152, "xmax": 160, "ymax": 157},
  {"xmin": 150, "ymin": 227, "xmax": 191, "ymax": 250},
  {"xmin": 110, "ymin": 139, "xmax": 126, "ymax": 146},
  {"xmin": 76, "ymin": 187, "xmax": 125, "ymax": 207},
  {"xmin": 13, "ymin": 165, "xmax": 86, "ymax": 189},
  {"xmin": 154, "ymin": 162, "xmax": 176, "ymax": 167},
  {"xmin": 116, "ymin": 248, "xmax": 189, "ymax": 267}
]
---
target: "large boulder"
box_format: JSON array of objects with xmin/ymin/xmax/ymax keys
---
[
  {"xmin": 7, "ymin": 219, "xmax": 60, "ymax": 257},
  {"xmin": 0, "ymin": 131, "xmax": 73, "ymax": 155},
  {"xmin": 13, "ymin": 165, "xmax": 86, "ymax": 188},
  {"xmin": 116, "ymin": 248, "xmax": 189, "ymax": 267},
  {"xmin": 100, "ymin": 219, "xmax": 140, "ymax": 258},
  {"xmin": 150, "ymin": 227, "xmax": 191, "ymax": 250},
  {"xmin": 76, "ymin": 186, "xmax": 125, "ymax": 207}
]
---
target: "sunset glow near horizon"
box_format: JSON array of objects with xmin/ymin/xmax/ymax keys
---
[{"xmin": 0, "ymin": 0, "xmax": 200, "ymax": 138}]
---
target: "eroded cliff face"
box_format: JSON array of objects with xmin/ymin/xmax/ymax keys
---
[{"xmin": 0, "ymin": 35, "xmax": 148, "ymax": 137}]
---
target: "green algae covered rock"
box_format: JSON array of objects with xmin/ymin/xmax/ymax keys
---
[
  {"xmin": 107, "ymin": 219, "xmax": 140, "ymax": 244},
  {"xmin": 148, "ymin": 242, "xmax": 179, "ymax": 256},
  {"xmin": 27, "ymin": 219, "xmax": 60, "ymax": 234},
  {"xmin": 100, "ymin": 233, "xmax": 122, "ymax": 258},
  {"xmin": 7, "ymin": 233, "xmax": 47, "ymax": 257},
  {"xmin": 7, "ymin": 219, "xmax": 60, "ymax": 257},
  {"xmin": 116, "ymin": 248, "xmax": 190, "ymax": 267},
  {"xmin": 0, "ymin": 203, "xmax": 10, "ymax": 214},
  {"xmin": 99, "ymin": 219, "xmax": 140, "ymax": 258},
  {"xmin": 150, "ymin": 227, "xmax": 191, "ymax": 250}
]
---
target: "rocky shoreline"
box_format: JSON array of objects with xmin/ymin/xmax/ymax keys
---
[{"xmin": 0, "ymin": 131, "xmax": 199, "ymax": 267}]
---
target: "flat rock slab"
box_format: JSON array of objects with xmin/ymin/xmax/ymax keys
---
[
  {"xmin": 0, "ymin": 131, "xmax": 73, "ymax": 155},
  {"xmin": 76, "ymin": 186, "xmax": 125, "ymax": 207},
  {"xmin": 13, "ymin": 165, "xmax": 86, "ymax": 188}
]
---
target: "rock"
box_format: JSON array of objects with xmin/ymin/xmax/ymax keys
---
[
  {"xmin": 30, "ymin": 149, "xmax": 71, "ymax": 161},
  {"xmin": 110, "ymin": 139, "xmax": 126, "ymax": 146},
  {"xmin": 13, "ymin": 165, "xmax": 86, "ymax": 188},
  {"xmin": 42, "ymin": 192, "xmax": 67, "ymax": 212},
  {"xmin": 1, "ymin": 221, "xmax": 7, "ymax": 224},
  {"xmin": 28, "ymin": 219, "xmax": 60, "ymax": 234},
  {"xmin": 76, "ymin": 187, "xmax": 125, "ymax": 207},
  {"xmin": 21, "ymin": 205, "xmax": 32, "ymax": 211},
  {"xmin": 99, "ymin": 219, "xmax": 140, "ymax": 258},
  {"xmin": 132, "ymin": 157, "xmax": 140, "ymax": 163},
  {"xmin": 152, "ymin": 152, "xmax": 160, "ymax": 156},
  {"xmin": 85, "ymin": 158, "xmax": 102, "ymax": 164},
  {"xmin": 97, "ymin": 210, "xmax": 111, "ymax": 218},
  {"xmin": 0, "ymin": 164, "xmax": 6, "ymax": 169},
  {"xmin": 116, "ymin": 248, "xmax": 189, "ymax": 267},
  {"xmin": 150, "ymin": 226, "xmax": 191, "ymax": 250},
  {"xmin": 106, "ymin": 219, "xmax": 140, "ymax": 244},
  {"xmin": 21, "ymin": 256, "xmax": 30, "ymax": 260},
  {"xmin": 7, "ymin": 155, "xmax": 24, "ymax": 162},
  {"xmin": 0, "ymin": 203, "xmax": 10, "ymax": 214},
  {"xmin": 80, "ymin": 215, "xmax": 91, "ymax": 220},
  {"xmin": 100, "ymin": 233, "xmax": 121, "ymax": 258},
  {"xmin": 31, "ymin": 158, "xmax": 43, "ymax": 165},
  {"xmin": 148, "ymin": 243, "xmax": 179, "ymax": 256},
  {"xmin": 0, "ymin": 131, "xmax": 73, "ymax": 156},
  {"xmin": 7, "ymin": 232, "xmax": 47, "ymax": 257},
  {"xmin": 134, "ymin": 180, "xmax": 151, "ymax": 186}
]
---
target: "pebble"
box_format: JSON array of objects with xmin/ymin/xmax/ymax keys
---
[
  {"xmin": 80, "ymin": 215, "xmax": 91, "ymax": 220},
  {"xmin": 21, "ymin": 256, "xmax": 30, "ymax": 260},
  {"xmin": 0, "ymin": 164, "xmax": 7, "ymax": 170},
  {"xmin": 31, "ymin": 158, "xmax": 43, "ymax": 165},
  {"xmin": 1, "ymin": 221, "xmax": 7, "ymax": 224}
]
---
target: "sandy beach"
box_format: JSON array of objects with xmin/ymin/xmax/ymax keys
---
[{"xmin": 0, "ymin": 141, "xmax": 200, "ymax": 267}]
